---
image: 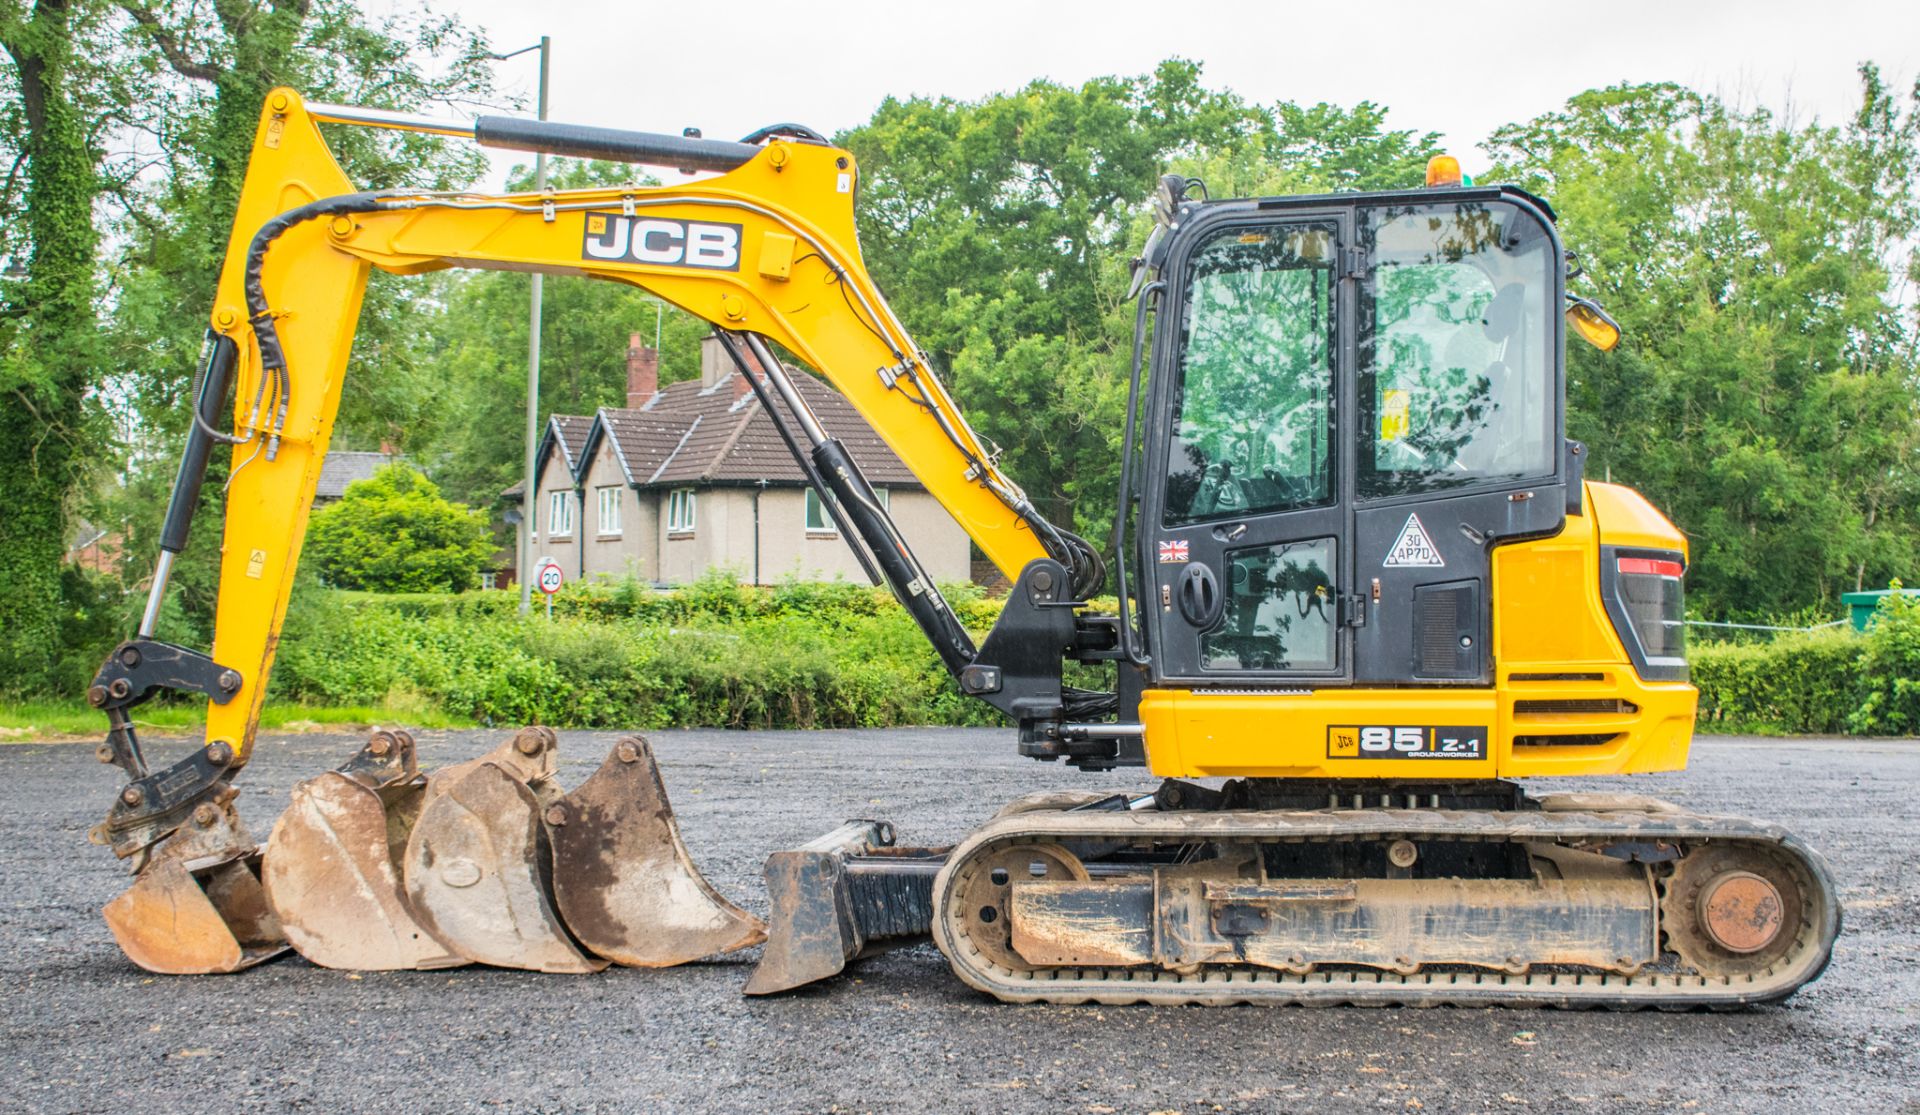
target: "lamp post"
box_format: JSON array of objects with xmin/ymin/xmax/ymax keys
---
[
  {"xmin": 491, "ymin": 36, "xmax": 551, "ymax": 614},
  {"xmin": 639, "ymin": 296, "xmax": 665, "ymax": 351}
]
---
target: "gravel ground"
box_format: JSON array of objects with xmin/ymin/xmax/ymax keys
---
[{"xmin": 2, "ymin": 728, "xmax": 1915, "ymax": 1114}]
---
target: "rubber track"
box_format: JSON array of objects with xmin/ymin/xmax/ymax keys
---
[{"xmin": 930, "ymin": 806, "xmax": 1840, "ymax": 1008}]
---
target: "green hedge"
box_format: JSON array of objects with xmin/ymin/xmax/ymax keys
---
[
  {"xmin": 268, "ymin": 572, "xmax": 1918, "ymax": 737},
  {"xmin": 273, "ymin": 573, "xmax": 1008, "ymax": 730},
  {"xmin": 1691, "ymin": 587, "xmax": 1920, "ymax": 736}
]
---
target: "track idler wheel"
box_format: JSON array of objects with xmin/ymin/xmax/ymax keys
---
[
  {"xmin": 102, "ymin": 792, "xmax": 287, "ymax": 974},
  {"xmin": 547, "ymin": 736, "xmax": 766, "ymax": 967},
  {"xmin": 1663, "ymin": 844, "xmax": 1807, "ymax": 978},
  {"xmin": 262, "ymin": 731, "xmax": 465, "ymax": 971},
  {"xmin": 402, "ymin": 728, "xmax": 606, "ymax": 973}
]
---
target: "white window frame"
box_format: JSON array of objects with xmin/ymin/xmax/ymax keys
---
[
  {"xmin": 596, "ymin": 485, "xmax": 623, "ymax": 537},
  {"xmin": 547, "ymin": 489, "xmax": 574, "ymax": 539},
  {"xmin": 667, "ymin": 488, "xmax": 697, "ymax": 534},
  {"xmin": 804, "ymin": 487, "xmax": 835, "ymax": 534},
  {"xmin": 805, "ymin": 486, "xmax": 887, "ymax": 535}
]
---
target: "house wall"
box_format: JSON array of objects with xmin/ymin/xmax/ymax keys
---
[
  {"xmin": 656, "ymin": 485, "xmax": 727, "ymax": 584},
  {"xmin": 580, "ymin": 441, "xmax": 654, "ymax": 581},
  {"xmin": 645, "ymin": 484, "xmax": 970, "ymax": 586},
  {"xmin": 885, "ymin": 490, "xmax": 972, "ymax": 584},
  {"xmin": 532, "ymin": 450, "xmax": 579, "ymax": 576}
]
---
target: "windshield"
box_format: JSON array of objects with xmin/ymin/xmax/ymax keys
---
[
  {"xmin": 1163, "ymin": 223, "xmax": 1337, "ymax": 526},
  {"xmin": 1359, "ymin": 200, "xmax": 1556, "ymax": 498}
]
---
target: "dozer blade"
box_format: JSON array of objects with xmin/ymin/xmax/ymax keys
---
[
  {"xmin": 262, "ymin": 731, "xmax": 465, "ymax": 971},
  {"xmin": 746, "ymin": 821, "xmax": 945, "ymax": 996},
  {"xmin": 401, "ymin": 728, "xmax": 606, "ymax": 973},
  {"xmin": 548, "ymin": 735, "xmax": 766, "ymax": 967},
  {"xmin": 103, "ymin": 794, "xmax": 287, "ymax": 975}
]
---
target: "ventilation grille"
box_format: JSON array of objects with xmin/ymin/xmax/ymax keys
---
[
  {"xmin": 1510, "ymin": 672, "xmax": 1606, "ymax": 682},
  {"xmin": 1514, "ymin": 699, "xmax": 1639, "ymax": 715},
  {"xmin": 1412, "ymin": 582, "xmax": 1478, "ymax": 680},
  {"xmin": 1513, "ymin": 733, "xmax": 1622, "ymax": 749}
]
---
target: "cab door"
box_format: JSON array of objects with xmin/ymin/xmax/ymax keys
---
[
  {"xmin": 1142, "ymin": 211, "xmax": 1354, "ymax": 684},
  {"xmin": 1349, "ymin": 197, "xmax": 1568, "ymax": 685}
]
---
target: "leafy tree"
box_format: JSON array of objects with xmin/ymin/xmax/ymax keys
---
[
  {"xmin": 1485, "ymin": 69, "xmax": 1920, "ymax": 618},
  {"xmin": 305, "ymin": 464, "xmax": 492, "ymax": 592},
  {"xmin": 840, "ymin": 61, "xmax": 1443, "ymax": 548},
  {"xmin": 0, "ymin": 0, "xmax": 118, "ymax": 692},
  {"xmin": 100, "ymin": 0, "xmax": 497, "ymax": 642},
  {"xmin": 420, "ymin": 157, "xmax": 711, "ymax": 509}
]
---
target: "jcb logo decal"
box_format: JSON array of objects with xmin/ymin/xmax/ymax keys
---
[{"xmin": 582, "ymin": 213, "xmax": 742, "ymax": 271}]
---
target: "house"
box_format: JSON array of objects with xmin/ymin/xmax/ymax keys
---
[
  {"xmin": 517, "ymin": 334, "xmax": 969, "ymax": 586},
  {"xmin": 316, "ymin": 449, "xmax": 405, "ymax": 504}
]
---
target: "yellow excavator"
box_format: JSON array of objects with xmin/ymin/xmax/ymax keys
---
[{"xmin": 85, "ymin": 89, "xmax": 1838, "ymax": 1006}]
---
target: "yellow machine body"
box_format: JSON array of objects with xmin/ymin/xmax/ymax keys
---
[{"xmin": 1141, "ymin": 482, "xmax": 1696, "ymax": 778}]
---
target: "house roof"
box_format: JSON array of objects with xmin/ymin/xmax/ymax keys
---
[
  {"xmin": 316, "ymin": 451, "xmax": 403, "ymax": 500},
  {"xmin": 535, "ymin": 414, "xmax": 594, "ymax": 480},
  {"xmin": 569, "ymin": 369, "xmax": 920, "ymax": 489}
]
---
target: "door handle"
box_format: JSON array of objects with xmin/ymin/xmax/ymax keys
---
[{"xmin": 1176, "ymin": 562, "xmax": 1223, "ymax": 629}]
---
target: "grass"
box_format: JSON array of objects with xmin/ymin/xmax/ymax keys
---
[{"xmin": 0, "ymin": 699, "xmax": 473, "ymax": 742}]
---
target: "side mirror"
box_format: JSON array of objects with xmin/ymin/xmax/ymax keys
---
[{"xmin": 1566, "ymin": 297, "xmax": 1622, "ymax": 352}]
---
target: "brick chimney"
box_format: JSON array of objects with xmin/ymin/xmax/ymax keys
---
[
  {"xmin": 625, "ymin": 333, "xmax": 659, "ymax": 408},
  {"xmin": 698, "ymin": 334, "xmax": 764, "ymax": 399}
]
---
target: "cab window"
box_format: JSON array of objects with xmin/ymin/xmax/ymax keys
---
[
  {"xmin": 1359, "ymin": 201, "xmax": 1555, "ymax": 498},
  {"xmin": 1164, "ymin": 223, "xmax": 1337, "ymax": 526}
]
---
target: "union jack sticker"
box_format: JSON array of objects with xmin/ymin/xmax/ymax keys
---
[{"xmin": 1158, "ymin": 539, "xmax": 1190, "ymax": 564}]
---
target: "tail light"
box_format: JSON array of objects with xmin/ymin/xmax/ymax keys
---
[{"xmin": 1602, "ymin": 549, "xmax": 1688, "ymax": 681}]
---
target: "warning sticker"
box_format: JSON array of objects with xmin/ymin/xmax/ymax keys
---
[{"xmin": 1383, "ymin": 513, "xmax": 1444, "ymax": 568}]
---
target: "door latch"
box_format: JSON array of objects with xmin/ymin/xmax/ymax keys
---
[{"xmin": 1338, "ymin": 593, "xmax": 1368, "ymax": 628}]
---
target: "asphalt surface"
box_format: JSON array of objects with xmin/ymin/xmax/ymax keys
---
[{"xmin": 2, "ymin": 728, "xmax": 1915, "ymax": 1114}]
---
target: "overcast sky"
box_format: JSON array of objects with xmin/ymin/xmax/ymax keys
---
[{"xmin": 370, "ymin": 0, "xmax": 1918, "ymax": 189}]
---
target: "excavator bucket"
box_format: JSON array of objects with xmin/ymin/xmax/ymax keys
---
[
  {"xmin": 102, "ymin": 794, "xmax": 287, "ymax": 975},
  {"xmin": 547, "ymin": 735, "xmax": 766, "ymax": 967},
  {"xmin": 401, "ymin": 727, "xmax": 605, "ymax": 973},
  {"xmin": 262, "ymin": 731, "xmax": 465, "ymax": 970}
]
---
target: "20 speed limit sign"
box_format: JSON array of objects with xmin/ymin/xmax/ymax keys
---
[{"xmin": 534, "ymin": 559, "xmax": 565, "ymax": 596}]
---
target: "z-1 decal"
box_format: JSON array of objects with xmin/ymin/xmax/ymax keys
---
[
  {"xmin": 1328, "ymin": 725, "xmax": 1486, "ymax": 760},
  {"xmin": 582, "ymin": 212, "xmax": 743, "ymax": 271}
]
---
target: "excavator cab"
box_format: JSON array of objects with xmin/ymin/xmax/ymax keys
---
[{"xmin": 1139, "ymin": 187, "xmax": 1568, "ymax": 690}]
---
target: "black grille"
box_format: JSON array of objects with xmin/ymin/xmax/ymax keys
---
[
  {"xmin": 1513, "ymin": 733, "xmax": 1621, "ymax": 748},
  {"xmin": 1412, "ymin": 581, "xmax": 1478, "ymax": 679},
  {"xmin": 1514, "ymin": 699, "xmax": 1639, "ymax": 715}
]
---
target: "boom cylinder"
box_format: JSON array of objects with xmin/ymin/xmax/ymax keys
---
[{"xmin": 142, "ymin": 334, "xmax": 239, "ymax": 636}]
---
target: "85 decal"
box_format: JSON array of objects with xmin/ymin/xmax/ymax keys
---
[{"xmin": 1328, "ymin": 724, "xmax": 1486, "ymax": 760}]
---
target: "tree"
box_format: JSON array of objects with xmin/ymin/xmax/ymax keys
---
[
  {"xmin": 305, "ymin": 464, "xmax": 492, "ymax": 592},
  {"xmin": 1485, "ymin": 70, "xmax": 1920, "ymax": 618},
  {"xmin": 421, "ymin": 157, "xmax": 711, "ymax": 508},
  {"xmin": 0, "ymin": 0, "xmax": 114, "ymax": 692},
  {"xmin": 100, "ymin": 0, "xmax": 497, "ymax": 641},
  {"xmin": 839, "ymin": 61, "xmax": 1442, "ymax": 545}
]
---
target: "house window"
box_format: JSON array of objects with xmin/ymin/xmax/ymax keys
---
[
  {"xmin": 805, "ymin": 487, "xmax": 886, "ymax": 534},
  {"xmin": 547, "ymin": 489, "xmax": 574, "ymax": 539},
  {"xmin": 596, "ymin": 486, "xmax": 623, "ymax": 536},
  {"xmin": 667, "ymin": 488, "xmax": 696, "ymax": 534}
]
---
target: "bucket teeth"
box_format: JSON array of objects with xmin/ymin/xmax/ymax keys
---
[
  {"xmin": 549, "ymin": 735, "xmax": 766, "ymax": 967},
  {"xmin": 401, "ymin": 728, "xmax": 606, "ymax": 973},
  {"xmin": 262, "ymin": 731, "xmax": 465, "ymax": 971},
  {"xmin": 103, "ymin": 796, "xmax": 287, "ymax": 975}
]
